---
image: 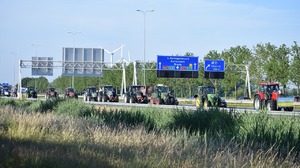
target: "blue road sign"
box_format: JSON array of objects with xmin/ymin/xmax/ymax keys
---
[
  {"xmin": 157, "ymin": 55, "xmax": 199, "ymax": 71},
  {"xmin": 204, "ymin": 60, "xmax": 225, "ymax": 72}
]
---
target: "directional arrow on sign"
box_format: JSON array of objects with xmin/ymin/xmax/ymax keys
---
[{"xmin": 205, "ymin": 64, "xmax": 210, "ymax": 70}]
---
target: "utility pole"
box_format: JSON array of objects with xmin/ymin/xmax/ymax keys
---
[
  {"xmin": 67, "ymin": 31, "xmax": 81, "ymax": 89},
  {"xmin": 136, "ymin": 9, "xmax": 154, "ymax": 86}
]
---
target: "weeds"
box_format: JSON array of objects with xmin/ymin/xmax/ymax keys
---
[{"xmin": 0, "ymin": 100, "xmax": 300, "ymax": 167}]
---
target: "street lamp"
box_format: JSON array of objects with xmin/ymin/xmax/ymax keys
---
[
  {"xmin": 32, "ymin": 44, "xmax": 42, "ymax": 90},
  {"xmin": 67, "ymin": 31, "xmax": 81, "ymax": 89},
  {"xmin": 10, "ymin": 52, "xmax": 18, "ymax": 87},
  {"xmin": 136, "ymin": 9, "xmax": 154, "ymax": 86},
  {"xmin": 32, "ymin": 44, "xmax": 42, "ymax": 57}
]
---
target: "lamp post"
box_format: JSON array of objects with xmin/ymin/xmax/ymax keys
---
[
  {"xmin": 136, "ymin": 9, "xmax": 154, "ymax": 86},
  {"xmin": 67, "ymin": 31, "xmax": 81, "ymax": 89},
  {"xmin": 32, "ymin": 44, "xmax": 42, "ymax": 90},
  {"xmin": 10, "ymin": 52, "xmax": 18, "ymax": 87}
]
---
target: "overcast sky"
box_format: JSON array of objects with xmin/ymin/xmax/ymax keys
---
[{"xmin": 1, "ymin": 0, "xmax": 300, "ymax": 85}]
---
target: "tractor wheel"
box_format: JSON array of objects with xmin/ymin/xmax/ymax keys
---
[
  {"xmin": 254, "ymin": 96, "xmax": 262, "ymax": 110},
  {"xmin": 270, "ymin": 100, "xmax": 277, "ymax": 111},
  {"xmin": 150, "ymin": 97, "xmax": 154, "ymax": 104},
  {"xmin": 266, "ymin": 100, "xmax": 272, "ymax": 111},
  {"xmin": 156, "ymin": 97, "xmax": 161, "ymax": 105},
  {"xmin": 284, "ymin": 107, "xmax": 294, "ymax": 111},
  {"xmin": 130, "ymin": 97, "xmax": 134, "ymax": 104},
  {"xmin": 170, "ymin": 97, "xmax": 175, "ymax": 105},
  {"xmin": 143, "ymin": 96, "xmax": 148, "ymax": 104}
]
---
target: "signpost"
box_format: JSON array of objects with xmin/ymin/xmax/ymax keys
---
[
  {"xmin": 204, "ymin": 59, "xmax": 225, "ymax": 79},
  {"xmin": 157, "ymin": 55, "xmax": 199, "ymax": 78}
]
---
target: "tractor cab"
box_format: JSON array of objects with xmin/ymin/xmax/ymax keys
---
[{"xmin": 260, "ymin": 83, "xmax": 280, "ymax": 94}]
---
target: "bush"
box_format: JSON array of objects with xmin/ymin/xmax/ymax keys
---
[
  {"xmin": 55, "ymin": 99, "xmax": 93, "ymax": 117},
  {"xmin": 169, "ymin": 107, "xmax": 241, "ymax": 137},
  {"xmin": 28, "ymin": 99, "xmax": 60, "ymax": 113},
  {"xmin": 0, "ymin": 98, "xmax": 16, "ymax": 106}
]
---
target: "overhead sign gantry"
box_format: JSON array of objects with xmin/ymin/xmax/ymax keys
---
[
  {"xmin": 156, "ymin": 55, "xmax": 199, "ymax": 78},
  {"xmin": 204, "ymin": 59, "xmax": 225, "ymax": 79}
]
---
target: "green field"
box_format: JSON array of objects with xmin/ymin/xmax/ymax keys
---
[{"xmin": 1, "ymin": 98, "xmax": 300, "ymax": 167}]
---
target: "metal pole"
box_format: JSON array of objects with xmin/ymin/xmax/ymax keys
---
[
  {"xmin": 68, "ymin": 31, "xmax": 81, "ymax": 89},
  {"xmin": 18, "ymin": 60, "xmax": 22, "ymax": 99},
  {"xmin": 246, "ymin": 65, "xmax": 251, "ymax": 98},
  {"xmin": 32, "ymin": 44, "xmax": 41, "ymax": 91},
  {"xmin": 10, "ymin": 52, "xmax": 17, "ymax": 86},
  {"xmin": 136, "ymin": 10, "xmax": 154, "ymax": 86}
]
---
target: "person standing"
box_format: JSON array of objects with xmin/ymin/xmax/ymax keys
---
[{"xmin": 194, "ymin": 95, "xmax": 201, "ymax": 107}]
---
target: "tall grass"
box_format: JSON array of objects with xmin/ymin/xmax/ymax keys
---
[{"xmin": 0, "ymin": 99, "xmax": 300, "ymax": 167}]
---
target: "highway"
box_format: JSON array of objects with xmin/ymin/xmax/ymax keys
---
[
  {"xmin": 2, "ymin": 96, "xmax": 300, "ymax": 116},
  {"xmin": 85, "ymin": 99, "xmax": 300, "ymax": 117}
]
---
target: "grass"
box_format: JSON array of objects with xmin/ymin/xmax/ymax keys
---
[{"xmin": 1, "ymin": 99, "xmax": 300, "ymax": 167}]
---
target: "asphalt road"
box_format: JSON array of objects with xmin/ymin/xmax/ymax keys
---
[{"xmin": 2, "ymin": 96, "xmax": 300, "ymax": 116}]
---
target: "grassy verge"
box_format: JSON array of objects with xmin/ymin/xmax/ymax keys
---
[{"xmin": 0, "ymin": 99, "xmax": 300, "ymax": 167}]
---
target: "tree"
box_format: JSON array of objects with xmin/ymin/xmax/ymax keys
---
[
  {"xmin": 36, "ymin": 76, "xmax": 49, "ymax": 93},
  {"xmin": 221, "ymin": 46, "xmax": 253, "ymax": 99},
  {"xmin": 290, "ymin": 41, "xmax": 300, "ymax": 95}
]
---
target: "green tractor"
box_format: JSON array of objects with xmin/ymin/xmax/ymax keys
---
[
  {"xmin": 149, "ymin": 84, "xmax": 178, "ymax": 105},
  {"xmin": 197, "ymin": 86, "xmax": 227, "ymax": 107},
  {"xmin": 27, "ymin": 86, "xmax": 37, "ymax": 98}
]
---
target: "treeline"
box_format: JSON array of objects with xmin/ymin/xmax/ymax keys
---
[{"xmin": 20, "ymin": 42, "xmax": 300, "ymax": 98}]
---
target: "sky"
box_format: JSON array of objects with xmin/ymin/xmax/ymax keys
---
[{"xmin": 1, "ymin": 0, "xmax": 300, "ymax": 85}]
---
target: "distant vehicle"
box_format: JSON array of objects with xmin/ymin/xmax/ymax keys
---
[
  {"xmin": 197, "ymin": 86, "xmax": 227, "ymax": 107},
  {"xmin": 237, "ymin": 96, "xmax": 251, "ymax": 100},
  {"xmin": 1, "ymin": 88, "xmax": 11, "ymax": 97},
  {"xmin": 11, "ymin": 87, "xmax": 18, "ymax": 97},
  {"xmin": 253, "ymin": 82, "xmax": 294, "ymax": 111},
  {"xmin": 295, "ymin": 96, "xmax": 300, "ymax": 102},
  {"xmin": 124, "ymin": 85, "xmax": 148, "ymax": 104},
  {"xmin": 1, "ymin": 83, "xmax": 11, "ymax": 97},
  {"xmin": 83, "ymin": 86, "xmax": 100, "ymax": 102},
  {"xmin": 64, "ymin": 87, "xmax": 78, "ymax": 99},
  {"xmin": 45, "ymin": 87, "xmax": 59, "ymax": 99},
  {"xmin": 148, "ymin": 84, "xmax": 178, "ymax": 105},
  {"xmin": 27, "ymin": 86, "xmax": 37, "ymax": 98},
  {"xmin": 99, "ymin": 85, "xmax": 119, "ymax": 102}
]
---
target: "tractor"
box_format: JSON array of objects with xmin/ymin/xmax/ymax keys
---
[
  {"xmin": 149, "ymin": 84, "xmax": 178, "ymax": 105},
  {"xmin": 64, "ymin": 87, "xmax": 78, "ymax": 99},
  {"xmin": 27, "ymin": 86, "xmax": 37, "ymax": 98},
  {"xmin": 197, "ymin": 86, "xmax": 227, "ymax": 107},
  {"xmin": 124, "ymin": 85, "xmax": 148, "ymax": 104},
  {"xmin": 45, "ymin": 87, "xmax": 59, "ymax": 99},
  {"xmin": 253, "ymin": 82, "xmax": 294, "ymax": 111},
  {"xmin": 83, "ymin": 86, "xmax": 100, "ymax": 102},
  {"xmin": 98, "ymin": 85, "xmax": 119, "ymax": 102}
]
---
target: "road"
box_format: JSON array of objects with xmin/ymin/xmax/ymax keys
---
[
  {"xmin": 85, "ymin": 100, "xmax": 300, "ymax": 117},
  {"xmin": 2, "ymin": 96, "xmax": 300, "ymax": 116}
]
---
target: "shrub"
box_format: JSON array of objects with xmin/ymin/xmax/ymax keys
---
[
  {"xmin": 55, "ymin": 99, "xmax": 93, "ymax": 117},
  {"xmin": 28, "ymin": 99, "xmax": 60, "ymax": 113},
  {"xmin": 169, "ymin": 107, "xmax": 241, "ymax": 137},
  {"xmin": 0, "ymin": 98, "xmax": 16, "ymax": 106}
]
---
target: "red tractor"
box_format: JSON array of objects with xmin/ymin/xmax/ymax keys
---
[{"xmin": 253, "ymin": 82, "xmax": 294, "ymax": 111}]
